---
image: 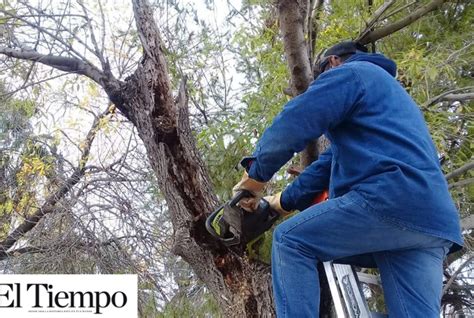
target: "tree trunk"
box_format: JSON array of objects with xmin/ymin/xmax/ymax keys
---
[
  {"xmin": 278, "ymin": 0, "xmax": 320, "ymax": 167},
  {"xmin": 278, "ymin": 0, "xmax": 334, "ymax": 316},
  {"xmin": 101, "ymin": 1, "xmax": 276, "ymax": 316}
]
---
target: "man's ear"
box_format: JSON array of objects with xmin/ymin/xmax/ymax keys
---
[{"xmin": 328, "ymin": 56, "xmax": 343, "ymax": 68}]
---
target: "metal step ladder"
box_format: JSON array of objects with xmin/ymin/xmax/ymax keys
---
[{"xmin": 323, "ymin": 262, "xmax": 388, "ymax": 318}]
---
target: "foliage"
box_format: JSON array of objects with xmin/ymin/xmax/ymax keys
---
[{"xmin": 0, "ymin": 83, "xmax": 40, "ymax": 240}]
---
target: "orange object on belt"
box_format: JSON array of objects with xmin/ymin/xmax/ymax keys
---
[{"xmin": 312, "ymin": 190, "xmax": 329, "ymax": 205}]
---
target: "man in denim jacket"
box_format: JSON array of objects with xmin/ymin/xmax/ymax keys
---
[{"xmin": 233, "ymin": 41, "xmax": 463, "ymax": 317}]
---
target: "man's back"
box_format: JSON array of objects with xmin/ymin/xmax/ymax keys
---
[
  {"xmin": 246, "ymin": 52, "xmax": 462, "ymax": 251},
  {"xmin": 321, "ymin": 55, "xmax": 463, "ymax": 250}
]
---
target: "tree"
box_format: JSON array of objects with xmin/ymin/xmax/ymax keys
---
[{"xmin": 0, "ymin": 0, "xmax": 472, "ymax": 316}]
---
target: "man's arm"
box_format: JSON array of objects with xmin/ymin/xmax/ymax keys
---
[
  {"xmin": 243, "ymin": 66, "xmax": 364, "ymax": 182},
  {"xmin": 280, "ymin": 147, "xmax": 332, "ymax": 211}
]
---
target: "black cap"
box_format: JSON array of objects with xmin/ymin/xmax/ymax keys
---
[
  {"xmin": 323, "ymin": 41, "xmax": 368, "ymax": 57},
  {"xmin": 313, "ymin": 41, "xmax": 368, "ymax": 79}
]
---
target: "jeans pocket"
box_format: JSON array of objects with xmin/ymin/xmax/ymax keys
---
[{"xmin": 336, "ymin": 191, "xmax": 369, "ymax": 210}]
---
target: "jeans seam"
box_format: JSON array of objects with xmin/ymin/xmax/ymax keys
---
[{"xmin": 384, "ymin": 252, "xmax": 410, "ymax": 318}]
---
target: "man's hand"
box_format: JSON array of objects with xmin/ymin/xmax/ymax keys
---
[
  {"xmin": 264, "ymin": 192, "xmax": 292, "ymax": 216},
  {"xmin": 232, "ymin": 171, "xmax": 266, "ymax": 212}
]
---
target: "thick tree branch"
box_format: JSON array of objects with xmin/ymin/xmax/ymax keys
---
[
  {"xmin": 440, "ymin": 93, "xmax": 474, "ymax": 102},
  {"xmin": 448, "ymin": 178, "xmax": 474, "ymax": 189},
  {"xmin": 0, "ymin": 47, "xmax": 105, "ymax": 85},
  {"xmin": 278, "ymin": 2, "xmax": 333, "ymax": 315},
  {"xmin": 0, "ymin": 109, "xmax": 110, "ymax": 259},
  {"xmin": 358, "ymin": 0, "xmax": 447, "ymax": 45},
  {"xmin": 130, "ymin": 0, "xmax": 173, "ymax": 110},
  {"xmin": 423, "ymin": 86, "xmax": 474, "ymax": 109},
  {"xmin": 308, "ymin": 0, "xmax": 324, "ymax": 66},
  {"xmin": 132, "ymin": 0, "xmax": 166, "ymax": 65},
  {"xmin": 123, "ymin": 2, "xmax": 247, "ymax": 314},
  {"xmin": 0, "ymin": 46, "xmax": 127, "ymax": 118}
]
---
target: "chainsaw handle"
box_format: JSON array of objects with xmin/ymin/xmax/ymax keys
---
[{"xmin": 229, "ymin": 190, "xmax": 253, "ymax": 207}]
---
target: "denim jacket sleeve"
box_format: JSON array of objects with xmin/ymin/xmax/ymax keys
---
[
  {"xmin": 245, "ymin": 66, "xmax": 363, "ymax": 182},
  {"xmin": 280, "ymin": 146, "xmax": 332, "ymax": 211}
]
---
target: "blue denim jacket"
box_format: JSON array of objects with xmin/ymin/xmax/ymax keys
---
[{"xmin": 244, "ymin": 53, "xmax": 463, "ymax": 252}]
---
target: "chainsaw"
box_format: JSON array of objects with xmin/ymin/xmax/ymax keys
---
[{"xmin": 205, "ymin": 190, "xmax": 280, "ymax": 246}]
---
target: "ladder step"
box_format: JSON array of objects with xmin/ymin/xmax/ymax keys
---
[{"xmin": 357, "ymin": 272, "xmax": 382, "ymax": 286}]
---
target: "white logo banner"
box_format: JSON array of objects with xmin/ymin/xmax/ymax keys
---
[{"xmin": 0, "ymin": 274, "xmax": 137, "ymax": 318}]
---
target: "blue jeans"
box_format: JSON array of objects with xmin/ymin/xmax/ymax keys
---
[{"xmin": 271, "ymin": 190, "xmax": 451, "ymax": 317}]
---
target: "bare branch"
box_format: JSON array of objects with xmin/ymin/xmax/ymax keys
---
[
  {"xmin": 98, "ymin": 0, "xmax": 107, "ymax": 58},
  {"xmin": 423, "ymin": 86, "xmax": 474, "ymax": 109},
  {"xmin": 308, "ymin": 0, "xmax": 324, "ymax": 66},
  {"xmin": 443, "ymin": 256, "xmax": 474, "ymax": 294},
  {"xmin": 2, "ymin": 14, "xmax": 88, "ymax": 19},
  {"xmin": 17, "ymin": 2, "xmax": 99, "ymax": 61},
  {"xmin": 381, "ymin": 1, "xmax": 417, "ymax": 21},
  {"xmin": 440, "ymin": 93, "xmax": 474, "ymax": 103},
  {"xmin": 77, "ymin": 0, "xmax": 108, "ymax": 71},
  {"xmin": 0, "ymin": 235, "xmax": 146, "ymax": 261},
  {"xmin": 446, "ymin": 161, "xmax": 474, "ymax": 180},
  {"xmin": 0, "ymin": 72, "xmax": 70, "ymax": 99},
  {"xmin": 448, "ymin": 178, "xmax": 474, "ymax": 189},
  {"xmin": 357, "ymin": 0, "xmax": 397, "ymax": 42},
  {"xmin": 0, "ymin": 109, "xmax": 111, "ymax": 259},
  {"xmin": 358, "ymin": 0, "xmax": 447, "ymax": 45},
  {"xmin": 0, "ymin": 46, "xmax": 126, "ymax": 112},
  {"xmin": 0, "ymin": 7, "xmax": 92, "ymax": 64},
  {"xmin": 445, "ymin": 42, "xmax": 473, "ymax": 64}
]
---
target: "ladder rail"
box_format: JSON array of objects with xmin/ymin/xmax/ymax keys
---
[
  {"xmin": 333, "ymin": 263, "xmax": 371, "ymax": 318},
  {"xmin": 323, "ymin": 261, "xmax": 347, "ymax": 318},
  {"xmin": 323, "ymin": 261, "xmax": 387, "ymax": 318}
]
